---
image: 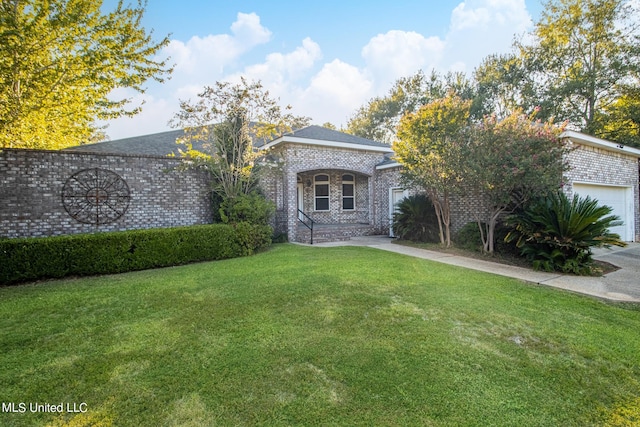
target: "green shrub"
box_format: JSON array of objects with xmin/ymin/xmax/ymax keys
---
[
  {"xmin": 233, "ymin": 222, "xmax": 273, "ymax": 255},
  {"xmin": 392, "ymin": 194, "xmax": 440, "ymax": 242},
  {"xmin": 219, "ymin": 192, "xmax": 275, "ymax": 226},
  {"xmin": 506, "ymin": 191, "xmax": 626, "ymax": 274},
  {"xmin": 0, "ymin": 224, "xmax": 259, "ymax": 285},
  {"xmin": 455, "ymin": 221, "xmax": 519, "ymax": 254},
  {"xmin": 455, "ymin": 222, "xmax": 484, "ymax": 251}
]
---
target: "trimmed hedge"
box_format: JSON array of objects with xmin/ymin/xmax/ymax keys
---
[{"xmin": 0, "ymin": 223, "xmax": 271, "ymax": 285}]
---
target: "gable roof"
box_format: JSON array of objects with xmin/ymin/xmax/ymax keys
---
[{"xmin": 260, "ymin": 125, "xmax": 393, "ymax": 153}]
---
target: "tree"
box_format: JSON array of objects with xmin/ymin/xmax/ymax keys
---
[
  {"xmin": 394, "ymin": 95, "xmax": 471, "ymax": 246},
  {"xmin": 515, "ymin": 0, "xmax": 639, "ymax": 135},
  {"xmin": 0, "ymin": 0, "xmax": 172, "ymax": 149},
  {"xmin": 593, "ymin": 85, "xmax": 640, "ymax": 148},
  {"xmin": 347, "ymin": 70, "xmax": 479, "ymax": 144},
  {"xmin": 473, "ymin": 53, "xmax": 532, "ymax": 119},
  {"xmin": 170, "ymin": 78, "xmax": 311, "ymax": 201},
  {"xmin": 466, "ymin": 111, "xmax": 568, "ymax": 254}
]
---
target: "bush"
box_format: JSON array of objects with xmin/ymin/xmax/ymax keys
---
[
  {"xmin": 392, "ymin": 194, "xmax": 440, "ymax": 242},
  {"xmin": 506, "ymin": 191, "xmax": 626, "ymax": 274},
  {"xmin": 219, "ymin": 192, "xmax": 275, "ymax": 226},
  {"xmin": 0, "ymin": 223, "xmax": 267, "ymax": 285},
  {"xmin": 455, "ymin": 221, "xmax": 520, "ymax": 254},
  {"xmin": 455, "ymin": 222, "xmax": 484, "ymax": 251}
]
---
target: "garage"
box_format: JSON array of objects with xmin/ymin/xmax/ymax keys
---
[{"xmin": 573, "ymin": 183, "xmax": 635, "ymax": 241}]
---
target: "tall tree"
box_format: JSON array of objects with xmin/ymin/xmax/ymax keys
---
[
  {"xmin": 347, "ymin": 70, "xmax": 479, "ymax": 144},
  {"xmin": 171, "ymin": 78, "xmax": 310, "ymax": 200},
  {"xmin": 516, "ymin": 0, "xmax": 639, "ymax": 135},
  {"xmin": 394, "ymin": 95, "xmax": 471, "ymax": 247},
  {"xmin": 465, "ymin": 111, "xmax": 568, "ymax": 254},
  {"xmin": 474, "ymin": 53, "xmax": 532, "ymax": 119},
  {"xmin": 0, "ymin": 0, "xmax": 172, "ymax": 149}
]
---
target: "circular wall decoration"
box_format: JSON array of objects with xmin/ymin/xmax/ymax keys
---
[{"xmin": 62, "ymin": 168, "xmax": 131, "ymax": 225}]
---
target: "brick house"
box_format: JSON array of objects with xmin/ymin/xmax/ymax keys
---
[
  {"xmin": 4, "ymin": 124, "xmax": 637, "ymax": 242},
  {"xmin": 255, "ymin": 126, "xmax": 640, "ymax": 243}
]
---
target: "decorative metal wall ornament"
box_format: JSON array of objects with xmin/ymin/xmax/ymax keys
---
[{"xmin": 62, "ymin": 168, "xmax": 131, "ymax": 225}]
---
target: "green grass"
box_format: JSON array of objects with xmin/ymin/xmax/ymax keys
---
[{"xmin": 1, "ymin": 244, "xmax": 639, "ymax": 426}]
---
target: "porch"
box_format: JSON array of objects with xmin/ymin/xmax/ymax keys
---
[{"xmin": 288, "ymin": 169, "xmax": 374, "ymax": 243}]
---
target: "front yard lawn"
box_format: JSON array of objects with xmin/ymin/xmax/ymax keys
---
[{"xmin": 1, "ymin": 244, "xmax": 639, "ymax": 426}]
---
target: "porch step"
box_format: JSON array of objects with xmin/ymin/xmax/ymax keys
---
[{"xmin": 295, "ymin": 223, "xmax": 375, "ymax": 244}]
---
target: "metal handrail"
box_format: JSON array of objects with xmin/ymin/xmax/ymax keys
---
[{"xmin": 297, "ymin": 209, "xmax": 315, "ymax": 244}]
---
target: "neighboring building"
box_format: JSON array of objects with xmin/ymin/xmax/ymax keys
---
[{"xmin": 3, "ymin": 125, "xmax": 638, "ymax": 242}]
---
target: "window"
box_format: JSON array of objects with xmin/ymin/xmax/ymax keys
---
[
  {"xmin": 314, "ymin": 174, "xmax": 329, "ymax": 211},
  {"xmin": 342, "ymin": 174, "xmax": 355, "ymax": 210}
]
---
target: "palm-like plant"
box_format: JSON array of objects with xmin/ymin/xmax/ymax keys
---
[
  {"xmin": 392, "ymin": 194, "xmax": 440, "ymax": 242},
  {"xmin": 506, "ymin": 191, "xmax": 626, "ymax": 274}
]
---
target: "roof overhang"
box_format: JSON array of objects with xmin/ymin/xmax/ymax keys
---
[
  {"xmin": 259, "ymin": 135, "xmax": 394, "ymax": 153},
  {"xmin": 376, "ymin": 160, "xmax": 401, "ymax": 170},
  {"xmin": 562, "ymin": 130, "xmax": 640, "ymax": 158}
]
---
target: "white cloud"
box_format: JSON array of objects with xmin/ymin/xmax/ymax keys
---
[
  {"xmin": 362, "ymin": 30, "xmax": 445, "ymax": 88},
  {"xmin": 242, "ymin": 37, "xmax": 322, "ymax": 85},
  {"xmin": 443, "ymin": 0, "xmax": 532, "ymax": 73},
  {"xmin": 230, "ymin": 12, "xmax": 272, "ymax": 46},
  {"xmin": 451, "ymin": 0, "xmax": 531, "ymax": 32},
  {"xmin": 162, "ymin": 12, "xmax": 271, "ymax": 78},
  {"xmin": 298, "ymin": 60, "xmax": 373, "ymax": 125},
  {"xmin": 102, "ymin": 2, "xmax": 536, "ymax": 139}
]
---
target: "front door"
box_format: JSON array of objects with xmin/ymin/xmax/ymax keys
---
[
  {"xmin": 297, "ymin": 183, "xmax": 304, "ymax": 220},
  {"xmin": 389, "ymin": 188, "xmax": 407, "ymax": 237}
]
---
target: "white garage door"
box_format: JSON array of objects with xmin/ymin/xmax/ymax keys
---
[{"xmin": 573, "ymin": 183, "xmax": 634, "ymax": 241}]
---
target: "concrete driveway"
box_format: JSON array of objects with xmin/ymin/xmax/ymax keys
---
[
  {"xmin": 307, "ymin": 236, "xmax": 640, "ymax": 303},
  {"xmin": 585, "ymin": 243, "xmax": 640, "ymax": 301}
]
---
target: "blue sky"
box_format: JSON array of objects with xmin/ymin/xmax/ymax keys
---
[{"xmin": 101, "ymin": 0, "xmax": 545, "ymax": 140}]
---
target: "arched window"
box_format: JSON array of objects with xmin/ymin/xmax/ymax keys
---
[
  {"xmin": 342, "ymin": 174, "xmax": 355, "ymax": 210},
  {"xmin": 314, "ymin": 174, "xmax": 329, "ymax": 211}
]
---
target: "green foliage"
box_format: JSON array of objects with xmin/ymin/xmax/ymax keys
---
[
  {"xmin": 171, "ymin": 78, "xmax": 310, "ymax": 200},
  {"xmin": 219, "ymin": 192, "xmax": 275, "ymax": 226},
  {"xmin": 594, "ymin": 87, "xmax": 640, "ymax": 149},
  {"xmin": 506, "ymin": 191, "xmax": 627, "ymax": 274},
  {"xmin": 232, "ymin": 222, "xmax": 273, "ymax": 256},
  {"xmin": 522, "ymin": 0, "xmax": 639, "ymax": 133},
  {"xmin": 218, "ymin": 192, "xmax": 275, "ymax": 252},
  {"xmin": 392, "ymin": 194, "xmax": 439, "ymax": 242},
  {"xmin": 0, "ymin": 224, "xmax": 272, "ymax": 285},
  {"xmin": 474, "ymin": 53, "xmax": 534, "ymax": 119},
  {"xmin": 0, "ymin": 0, "xmax": 172, "ymax": 149},
  {"xmin": 466, "ymin": 110, "xmax": 568, "ymax": 253},
  {"xmin": 477, "ymin": 0, "xmax": 640, "ymax": 146},
  {"xmin": 347, "ymin": 70, "xmax": 479, "ymax": 144},
  {"xmin": 394, "ymin": 94, "xmax": 472, "ymax": 246},
  {"xmin": 455, "ymin": 221, "xmax": 520, "ymax": 255},
  {"xmin": 455, "ymin": 222, "xmax": 485, "ymax": 251}
]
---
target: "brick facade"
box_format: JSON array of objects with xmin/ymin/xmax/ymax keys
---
[
  {"xmin": 0, "ymin": 149, "xmax": 213, "ymax": 239},
  {"xmin": 3, "ymin": 130, "xmax": 637, "ymax": 243},
  {"xmin": 563, "ymin": 142, "xmax": 640, "ymax": 241},
  {"xmin": 260, "ymin": 143, "xmax": 389, "ymax": 242}
]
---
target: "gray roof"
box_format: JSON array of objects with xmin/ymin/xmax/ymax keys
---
[
  {"xmin": 376, "ymin": 153, "xmax": 399, "ymax": 167},
  {"xmin": 64, "ymin": 129, "xmax": 196, "ymax": 157},
  {"xmin": 64, "ymin": 125, "xmax": 389, "ymax": 156},
  {"xmin": 283, "ymin": 125, "xmax": 389, "ymax": 148}
]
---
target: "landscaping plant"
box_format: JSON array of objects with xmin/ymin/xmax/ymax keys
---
[
  {"xmin": 392, "ymin": 194, "xmax": 440, "ymax": 242},
  {"xmin": 506, "ymin": 191, "xmax": 626, "ymax": 274}
]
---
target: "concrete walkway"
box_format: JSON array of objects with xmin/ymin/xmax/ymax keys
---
[{"xmin": 306, "ymin": 236, "xmax": 640, "ymax": 303}]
